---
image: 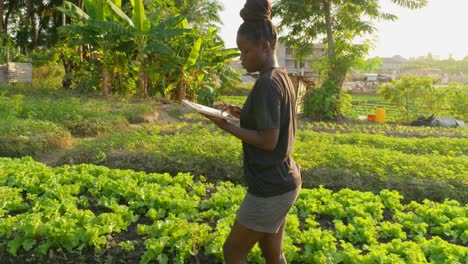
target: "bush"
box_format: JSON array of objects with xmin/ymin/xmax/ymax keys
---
[
  {"xmin": 33, "ymin": 63, "xmax": 65, "ymax": 89},
  {"xmin": 378, "ymin": 76, "xmax": 467, "ymax": 122},
  {"xmin": 441, "ymin": 82, "xmax": 468, "ymax": 120},
  {"xmin": 31, "ymin": 48, "xmax": 61, "ymax": 67},
  {"xmin": 303, "ymin": 79, "xmax": 352, "ymax": 120}
]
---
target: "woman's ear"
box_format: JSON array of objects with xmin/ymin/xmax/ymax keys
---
[{"xmin": 261, "ymin": 40, "xmax": 271, "ymax": 51}]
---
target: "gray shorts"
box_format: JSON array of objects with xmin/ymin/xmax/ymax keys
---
[{"xmin": 236, "ymin": 186, "xmax": 301, "ymax": 234}]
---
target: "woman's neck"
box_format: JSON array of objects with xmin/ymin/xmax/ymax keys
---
[{"xmin": 261, "ymin": 55, "xmax": 279, "ymax": 73}]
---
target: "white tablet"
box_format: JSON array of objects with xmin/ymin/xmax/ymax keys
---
[{"xmin": 182, "ymin": 99, "xmax": 240, "ymax": 122}]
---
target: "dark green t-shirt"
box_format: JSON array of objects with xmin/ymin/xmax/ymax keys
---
[{"xmin": 240, "ymin": 67, "xmax": 302, "ymax": 197}]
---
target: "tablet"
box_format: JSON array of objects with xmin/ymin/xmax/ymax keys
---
[{"xmin": 182, "ymin": 99, "xmax": 239, "ymax": 122}]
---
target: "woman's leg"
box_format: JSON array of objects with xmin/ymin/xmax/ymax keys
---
[
  {"xmin": 258, "ymin": 221, "xmax": 287, "ymax": 264},
  {"xmin": 223, "ymin": 220, "xmax": 265, "ymax": 264}
]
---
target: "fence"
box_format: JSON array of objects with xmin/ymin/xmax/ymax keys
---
[{"xmin": 0, "ymin": 62, "xmax": 33, "ymax": 85}]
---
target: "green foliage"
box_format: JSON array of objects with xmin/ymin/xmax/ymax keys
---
[
  {"xmin": 0, "ymin": 32, "xmax": 14, "ymax": 64},
  {"xmin": 0, "ymin": 94, "xmax": 72, "ymax": 156},
  {"xmin": 440, "ymin": 82, "xmax": 468, "ymax": 121},
  {"xmin": 59, "ymin": 122, "xmax": 244, "ymax": 182},
  {"xmin": 303, "ymin": 80, "xmax": 352, "ymax": 120},
  {"xmin": 161, "ymin": 26, "xmax": 241, "ymax": 103},
  {"xmin": 273, "ymin": 0, "xmax": 426, "ymax": 115},
  {"xmin": 30, "ymin": 49, "xmax": 61, "ymax": 67},
  {"xmin": 0, "ymin": 119, "xmax": 71, "ymax": 158},
  {"xmin": 353, "ymin": 57, "xmax": 383, "ymax": 73},
  {"xmin": 0, "ymin": 157, "xmax": 466, "ymax": 263},
  {"xmin": 407, "ymin": 53, "xmax": 468, "ymax": 74},
  {"xmin": 0, "ymin": 90, "xmax": 167, "ymax": 138},
  {"xmin": 378, "ymin": 76, "xmax": 467, "ymax": 122},
  {"xmin": 1, "ymin": 88, "xmax": 466, "ymax": 202},
  {"xmin": 52, "ymin": 118, "xmax": 468, "ymax": 202},
  {"xmin": 15, "ymin": 97, "xmax": 128, "ymax": 137},
  {"xmin": 32, "ymin": 63, "xmax": 65, "ymax": 90},
  {"xmin": 119, "ymin": 240, "xmax": 135, "ymax": 252},
  {"xmin": 57, "ymin": 0, "xmax": 240, "ymax": 99},
  {"xmin": 301, "ymin": 121, "xmax": 466, "ymax": 138}
]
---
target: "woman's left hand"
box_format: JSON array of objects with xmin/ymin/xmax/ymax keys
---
[{"xmin": 204, "ymin": 114, "xmax": 228, "ymax": 128}]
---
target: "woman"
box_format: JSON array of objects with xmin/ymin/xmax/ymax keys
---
[{"xmin": 204, "ymin": 0, "xmax": 301, "ymax": 263}]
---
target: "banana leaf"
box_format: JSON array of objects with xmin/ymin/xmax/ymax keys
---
[
  {"xmin": 146, "ymin": 42, "xmax": 174, "ymax": 56},
  {"xmin": 84, "ymin": 0, "xmax": 104, "ymax": 21},
  {"xmin": 183, "ymin": 37, "xmax": 202, "ymax": 71},
  {"xmin": 57, "ymin": 1, "xmax": 90, "ymax": 21},
  {"xmin": 155, "ymin": 15, "xmax": 188, "ymax": 30},
  {"xmin": 130, "ymin": 0, "xmax": 150, "ymax": 32},
  {"xmin": 87, "ymin": 19, "xmax": 132, "ymax": 37},
  {"xmin": 107, "ymin": 0, "xmax": 134, "ymax": 28},
  {"xmin": 150, "ymin": 28, "xmax": 191, "ymax": 39}
]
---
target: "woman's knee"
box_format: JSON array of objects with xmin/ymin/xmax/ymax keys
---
[
  {"xmin": 261, "ymin": 244, "xmax": 286, "ymax": 264},
  {"xmin": 223, "ymin": 243, "xmax": 248, "ymax": 263}
]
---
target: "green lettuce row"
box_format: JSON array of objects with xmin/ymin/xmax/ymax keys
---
[{"xmin": 1, "ymin": 157, "xmax": 467, "ymax": 263}]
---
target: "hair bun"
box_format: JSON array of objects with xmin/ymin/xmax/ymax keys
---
[{"xmin": 240, "ymin": 0, "xmax": 272, "ymax": 22}]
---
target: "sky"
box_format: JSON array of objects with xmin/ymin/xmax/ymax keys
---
[{"xmin": 218, "ymin": 0, "xmax": 468, "ymax": 60}]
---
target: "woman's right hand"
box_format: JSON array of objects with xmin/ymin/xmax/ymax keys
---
[{"xmin": 218, "ymin": 103, "xmax": 241, "ymax": 119}]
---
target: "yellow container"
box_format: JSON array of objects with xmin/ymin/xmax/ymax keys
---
[{"xmin": 375, "ymin": 108, "xmax": 386, "ymax": 124}]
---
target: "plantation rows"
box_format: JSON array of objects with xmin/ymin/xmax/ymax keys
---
[
  {"xmin": 0, "ymin": 157, "xmax": 467, "ymax": 263},
  {"xmin": 58, "ymin": 121, "xmax": 468, "ymax": 202},
  {"xmin": 301, "ymin": 122, "xmax": 467, "ymax": 139}
]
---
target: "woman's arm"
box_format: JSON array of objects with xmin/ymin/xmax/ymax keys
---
[{"xmin": 205, "ymin": 115, "xmax": 279, "ymax": 152}]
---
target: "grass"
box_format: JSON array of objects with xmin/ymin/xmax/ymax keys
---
[{"xmin": 0, "ymin": 86, "xmax": 165, "ymax": 137}]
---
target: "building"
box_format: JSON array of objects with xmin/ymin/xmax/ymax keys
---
[
  {"xmin": 377, "ymin": 55, "xmax": 410, "ymax": 74},
  {"xmin": 231, "ymin": 41, "xmax": 325, "ymax": 83},
  {"xmin": 276, "ymin": 42, "xmax": 325, "ymax": 79}
]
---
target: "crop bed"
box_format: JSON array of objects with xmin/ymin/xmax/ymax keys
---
[{"xmin": 1, "ymin": 157, "xmax": 466, "ymax": 263}]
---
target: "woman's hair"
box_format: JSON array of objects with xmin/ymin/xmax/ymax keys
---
[{"xmin": 238, "ymin": 0, "xmax": 277, "ymax": 49}]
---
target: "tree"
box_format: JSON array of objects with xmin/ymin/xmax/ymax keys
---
[
  {"xmin": 164, "ymin": 26, "xmax": 240, "ymax": 102},
  {"xmin": 273, "ymin": 0, "xmax": 427, "ymax": 118},
  {"xmin": 146, "ymin": 0, "xmax": 223, "ymax": 31},
  {"xmin": 407, "ymin": 53, "xmax": 468, "ymax": 75},
  {"xmin": 59, "ymin": 0, "xmax": 135, "ymax": 95},
  {"xmin": 353, "ymin": 56, "xmax": 383, "ymax": 73},
  {"xmin": 0, "ymin": 0, "xmax": 4, "ymax": 32},
  {"xmin": 58, "ymin": 0, "xmax": 240, "ymax": 100}
]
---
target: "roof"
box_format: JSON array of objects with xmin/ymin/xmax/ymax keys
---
[{"xmin": 381, "ymin": 55, "xmax": 408, "ymax": 63}]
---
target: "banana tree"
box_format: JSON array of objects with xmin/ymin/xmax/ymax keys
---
[
  {"xmin": 165, "ymin": 26, "xmax": 240, "ymax": 103},
  {"xmin": 58, "ymin": 0, "xmax": 133, "ymax": 96},
  {"xmin": 59, "ymin": 0, "xmax": 240, "ymax": 100},
  {"xmin": 105, "ymin": 1, "xmax": 239, "ymax": 101},
  {"xmin": 128, "ymin": 1, "xmax": 189, "ymax": 97}
]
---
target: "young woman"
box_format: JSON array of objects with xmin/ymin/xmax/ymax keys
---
[{"xmin": 204, "ymin": 0, "xmax": 302, "ymax": 263}]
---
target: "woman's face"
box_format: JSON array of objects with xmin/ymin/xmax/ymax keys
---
[{"xmin": 236, "ymin": 34, "xmax": 267, "ymax": 73}]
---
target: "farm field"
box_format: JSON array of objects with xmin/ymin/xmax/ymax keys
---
[
  {"xmin": 0, "ymin": 157, "xmax": 467, "ymax": 263},
  {"xmin": 0, "ymin": 84, "xmax": 467, "ymax": 263},
  {"xmin": 2, "ymin": 0, "xmax": 468, "ymax": 262}
]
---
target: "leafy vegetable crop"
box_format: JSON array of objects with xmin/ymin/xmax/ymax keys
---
[{"xmin": 1, "ymin": 157, "xmax": 466, "ymax": 263}]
